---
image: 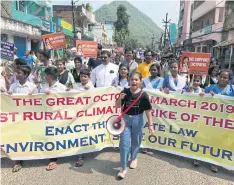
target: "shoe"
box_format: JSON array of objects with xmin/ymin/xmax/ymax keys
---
[
  {"xmin": 130, "ymin": 159, "xmax": 137, "ymax": 169},
  {"xmin": 141, "ymin": 148, "xmax": 148, "ymax": 154},
  {"xmin": 117, "ymin": 169, "xmax": 127, "ymax": 179},
  {"xmin": 192, "ymin": 160, "xmax": 200, "ymax": 167},
  {"xmin": 210, "ymin": 165, "xmax": 219, "ymax": 173}
]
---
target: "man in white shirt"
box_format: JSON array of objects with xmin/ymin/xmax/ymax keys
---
[{"xmin": 91, "ymin": 50, "xmax": 118, "ymax": 87}]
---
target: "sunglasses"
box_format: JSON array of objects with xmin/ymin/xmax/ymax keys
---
[{"xmin": 101, "ymin": 56, "xmax": 108, "ymax": 59}]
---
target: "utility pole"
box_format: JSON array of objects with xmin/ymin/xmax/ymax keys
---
[
  {"xmin": 151, "ymin": 34, "xmax": 155, "ymax": 50},
  {"xmin": 162, "ymin": 13, "xmax": 171, "ymax": 50},
  {"xmin": 71, "ymin": 0, "xmax": 78, "ymax": 47}
]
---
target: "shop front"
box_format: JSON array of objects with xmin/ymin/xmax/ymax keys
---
[{"xmin": 1, "ymin": 17, "xmax": 41, "ymax": 57}]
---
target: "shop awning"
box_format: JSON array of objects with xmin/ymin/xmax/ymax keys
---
[{"xmin": 213, "ymin": 39, "xmax": 234, "ymax": 48}]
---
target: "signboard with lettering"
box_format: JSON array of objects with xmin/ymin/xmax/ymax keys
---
[
  {"xmin": 180, "ymin": 52, "xmax": 211, "ymax": 76},
  {"xmin": 41, "ymin": 20, "xmax": 51, "ymax": 32},
  {"xmin": 1, "ymin": 41, "xmax": 14, "ymax": 61},
  {"xmin": 75, "ymin": 40, "xmax": 98, "ymax": 58},
  {"xmin": 1, "ymin": 17, "xmax": 41, "ymax": 38},
  {"xmin": 42, "ymin": 32, "xmax": 66, "ymax": 50}
]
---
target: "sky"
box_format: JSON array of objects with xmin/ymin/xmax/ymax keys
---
[{"xmin": 52, "ymin": 0, "xmax": 180, "ymax": 29}]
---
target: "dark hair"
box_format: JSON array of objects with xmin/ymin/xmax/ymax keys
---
[
  {"xmin": 193, "ymin": 75, "xmax": 202, "ymax": 81},
  {"xmin": 124, "ymin": 47, "xmax": 133, "ymax": 54},
  {"xmin": 170, "ymin": 61, "xmax": 179, "ymax": 67},
  {"xmin": 38, "ymin": 49, "xmax": 50, "ymax": 59},
  {"xmin": 183, "ymin": 57, "xmax": 189, "ymax": 62},
  {"xmin": 74, "ymin": 56, "xmax": 82, "ymax": 63},
  {"xmin": 130, "ymin": 72, "xmax": 142, "ymax": 81},
  {"xmin": 118, "ymin": 64, "xmax": 129, "ymax": 85},
  {"xmin": 144, "ymin": 49, "xmax": 152, "ymax": 56},
  {"xmin": 219, "ymin": 69, "xmax": 233, "ymax": 80},
  {"xmin": 208, "ymin": 66, "xmax": 218, "ymax": 76},
  {"xmin": 80, "ymin": 69, "xmax": 91, "ymax": 77},
  {"xmin": 18, "ymin": 65, "xmax": 31, "ymax": 78},
  {"xmin": 29, "ymin": 50, "xmax": 34, "ymax": 55},
  {"xmin": 98, "ymin": 43, "xmax": 102, "ymax": 50},
  {"xmin": 44, "ymin": 67, "xmax": 59, "ymax": 80},
  {"xmin": 14, "ymin": 58, "xmax": 27, "ymax": 66},
  {"xmin": 149, "ymin": 63, "xmax": 161, "ymax": 77},
  {"xmin": 64, "ymin": 50, "xmax": 71, "ymax": 58},
  {"xmin": 101, "ymin": 50, "xmax": 111, "ymax": 57},
  {"xmin": 56, "ymin": 59, "xmax": 66, "ymax": 66}
]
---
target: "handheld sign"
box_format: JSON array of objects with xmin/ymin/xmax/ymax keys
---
[
  {"xmin": 76, "ymin": 40, "xmax": 98, "ymax": 58},
  {"xmin": 1, "ymin": 41, "xmax": 14, "ymax": 61},
  {"xmin": 180, "ymin": 52, "xmax": 211, "ymax": 76},
  {"xmin": 42, "ymin": 32, "xmax": 66, "ymax": 50}
]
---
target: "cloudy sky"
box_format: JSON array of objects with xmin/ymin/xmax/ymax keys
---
[{"xmin": 52, "ymin": 0, "xmax": 180, "ymax": 29}]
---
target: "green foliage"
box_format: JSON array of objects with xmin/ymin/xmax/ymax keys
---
[
  {"xmin": 113, "ymin": 5, "xmax": 130, "ymax": 46},
  {"xmin": 86, "ymin": 3, "xmax": 93, "ymax": 12},
  {"xmin": 94, "ymin": 0, "xmax": 163, "ymax": 48}
]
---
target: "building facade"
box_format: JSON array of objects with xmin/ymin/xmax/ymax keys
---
[
  {"xmin": 191, "ymin": 0, "xmax": 226, "ymax": 57},
  {"xmin": 53, "ymin": 5, "xmax": 96, "ymax": 44},
  {"xmin": 169, "ymin": 23, "xmax": 177, "ymax": 45},
  {"xmin": 177, "ymin": 0, "xmax": 192, "ymax": 47},
  {"xmin": 93, "ymin": 23, "xmax": 107, "ymax": 45},
  {"xmin": 52, "ymin": 17, "xmax": 73, "ymax": 48},
  {"xmin": 1, "ymin": 0, "xmax": 54, "ymax": 57}
]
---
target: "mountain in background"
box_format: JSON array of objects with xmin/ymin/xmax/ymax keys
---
[{"xmin": 94, "ymin": 0, "xmax": 163, "ymax": 48}]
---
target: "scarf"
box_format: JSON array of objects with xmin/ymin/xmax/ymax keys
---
[
  {"xmin": 168, "ymin": 74, "xmax": 186, "ymax": 91},
  {"xmin": 144, "ymin": 77, "xmax": 163, "ymax": 89}
]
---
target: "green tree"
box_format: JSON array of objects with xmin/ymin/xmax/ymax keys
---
[
  {"xmin": 86, "ymin": 3, "xmax": 93, "ymax": 12},
  {"xmin": 114, "ymin": 5, "xmax": 130, "ymax": 47}
]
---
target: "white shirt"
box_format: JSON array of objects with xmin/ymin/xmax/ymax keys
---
[
  {"xmin": 73, "ymin": 81, "xmax": 94, "ymax": 92},
  {"xmin": 9, "ymin": 81, "xmax": 38, "ymax": 94},
  {"xmin": 40, "ymin": 81, "xmax": 66, "ymax": 93},
  {"xmin": 65, "ymin": 60, "xmax": 75, "ymax": 72},
  {"xmin": 91, "ymin": 63, "xmax": 118, "ymax": 87}
]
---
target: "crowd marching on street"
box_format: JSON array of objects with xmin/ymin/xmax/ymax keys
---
[{"xmin": 0, "ymin": 42, "xmax": 234, "ymax": 179}]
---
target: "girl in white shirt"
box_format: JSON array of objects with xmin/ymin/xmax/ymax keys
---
[{"xmin": 112, "ymin": 64, "xmax": 129, "ymax": 88}]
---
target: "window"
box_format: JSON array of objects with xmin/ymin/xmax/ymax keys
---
[
  {"xmin": 15, "ymin": 0, "xmax": 26, "ymax": 12},
  {"xmin": 194, "ymin": 0, "xmax": 205, "ymax": 10},
  {"xmin": 202, "ymin": 46, "xmax": 207, "ymax": 53},
  {"xmin": 197, "ymin": 47, "xmax": 201, "ymax": 52},
  {"xmin": 219, "ymin": 7, "xmax": 224, "ymax": 22}
]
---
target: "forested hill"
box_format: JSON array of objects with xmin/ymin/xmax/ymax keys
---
[{"xmin": 94, "ymin": 0, "xmax": 163, "ymax": 48}]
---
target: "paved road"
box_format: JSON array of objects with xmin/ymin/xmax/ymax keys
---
[{"xmin": 1, "ymin": 148, "xmax": 234, "ymax": 185}]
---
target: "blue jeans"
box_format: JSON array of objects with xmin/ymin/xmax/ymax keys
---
[{"xmin": 120, "ymin": 113, "xmax": 144, "ymax": 170}]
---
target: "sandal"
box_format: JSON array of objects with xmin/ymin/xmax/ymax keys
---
[
  {"xmin": 129, "ymin": 159, "xmax": 137, "ymax": 169},
  {"xmin": 210, "ymin": 165, "xmax": 219, "ymax": 173},
  {"xmin": 117, "ymin": 169, "xmax": 127, "ymax": 179},
  {"xmin": 46, "ymin": 162, "xmax": 57, "ymax": 171},
  {"xmin": 192, "ymin": 160, "xmax": 200, "ymax": 167},
  {"xmin": 12, "ymin": 161, "xmax": 23, "ymax": 173},
  {"xmin": 75, "ymin": 158, "xmax": 84, "ymax": 168}
]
